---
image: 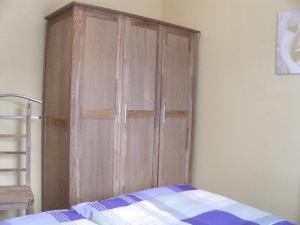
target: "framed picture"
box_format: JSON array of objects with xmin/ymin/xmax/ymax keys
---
[{"xmin": 277, "ymin": 10, "xmax": 300, "ymax": 74}]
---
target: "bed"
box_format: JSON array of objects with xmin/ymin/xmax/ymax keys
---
[{"xmin": 0, "ymin": 185, "xmax": 296, "ymax": 225}]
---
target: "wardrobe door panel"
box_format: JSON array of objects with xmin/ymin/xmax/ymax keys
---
[
  {"xmin": 77, "ymin": 10, "xmax": 121, "ymax": 202},
  {"xmin": 123, "ymin": 118, "xmax": 155, "ymax": 192},
  {"xmin": 160, "ymin": 118, "xmax": 188, "ymax": 184},
  {"xmin": 79, "ymin": 119, "xmax": 115, "ymax": 201},
  {"xmin": 80, "ymin": 14, "xmax": 119, "ymax": 110},
  {"xmin": 43, "ymin": 15, "xmax": 73, "ymax": 210},
  {"xmin": 159, "ymin": 27, "xmax": 194, "ymax": 186},
  {"xmin": 120, "ymin": 18, "xmax": 160, "ymax": 193}
]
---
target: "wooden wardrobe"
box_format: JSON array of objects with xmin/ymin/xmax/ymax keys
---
[{"xmin": 43, "ymin": 2, "xmax": 199, "ymax": 211}]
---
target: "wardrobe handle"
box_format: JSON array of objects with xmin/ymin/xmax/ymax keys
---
[
  {"xmin": 124, "ymin": 104, "xmax": 127, "ymax": 124},
  {"xmin": 161, "ymin": 104, "xmax": 166, "ymax": 123},
  {"xmin": 118, "ymin": 103, "xmax": 121, "ymax": 124}
]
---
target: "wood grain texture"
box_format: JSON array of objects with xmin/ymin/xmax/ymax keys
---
[
  {"xmin": 121, "ymin": 117, "xmax": 155, "ymax": 193},
  {"xmin": 69, "ymin": 5, "xmax": 83, "ymax": 205},
  {"xmin": 159, "ymin": 118, "xmax": 188, "ymax": 185},
  {"xmin": 158, "ymin": 26, "xmax": 194, "ymax": 186},
  {"xmin": 43, "ymin": 2, "xmax": 198, "ymax": 209},
  {"xmin": 0, "ymin": 186, "xmax": 34, "ymax": 203},
  {"xmin": 185, "ymin": 33, "xmax": 199, "ymax": 184},
  {"xmin": 127, "ymin": 110, "xmax": 155, "ymax": 118},
  {"xmin": 78, "ymin": 119, "xmax": 115, "ymax": 201},
  {"xmin": 0, "ymin": 203, "xmax": 27, "ymax": 211},
  {"xmin": 43, "ymin": 12, "xmax": 73, "ymax": 210},
  {"xmin": 152, "ymin": 25, "xmax": 163, "ymax": 188},
  {"xmin": 113, "ymin": 15, "xmax": 125, "ymax": 197},
  {"xmin": 45, "ymin": 116, "xmax": 68, "ymax": 128},
  {"xmin": 120, "ymin": 17, "xmax": 160, "ymax": 193},
  {"xmin": 164, "ymin": 30, "xmax": 191, "ymax": 111},
  {"xmin": 79, "ymin": 13, "xmax": 119, "ymax": 110},
  {"xmin": 123, "ymin": 17, "xmax": 158, "ymax": 111},
  {"xmin": 81, "ymin": 110, "xmax": 116, "ymax": 118},
  {"xmin": 166, "ymin": 111, "xmax": 188, "ymax": 118},
  {"xmin": 76, "ymin": 9, "xmax": 120, "ymax": 202},
  {"xmin": 0, "ymin": 186, "xmax": 34, "ymax": 214}
]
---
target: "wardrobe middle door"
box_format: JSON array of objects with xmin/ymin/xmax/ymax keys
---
[
  {"xmin": 120, "ymin": 17, "xmax": 161, "ymax": 193},
  {"xmin": 78, "ymin": 10, "xmax": 122, "ymax": 202}
]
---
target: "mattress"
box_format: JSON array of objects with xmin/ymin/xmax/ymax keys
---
[{"xmin": 1, "ymin": 185, "xmax": 296, "ymax": 225}]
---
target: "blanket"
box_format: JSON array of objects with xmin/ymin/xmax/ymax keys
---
[{"xmin": 1, "ymin": 185, "xmax": 296, "ymax": 225}]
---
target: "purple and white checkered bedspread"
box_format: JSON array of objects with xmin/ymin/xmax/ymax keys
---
[{"xmin": 1, "ymin": 185, "xmax": 297, "ymax": 225}]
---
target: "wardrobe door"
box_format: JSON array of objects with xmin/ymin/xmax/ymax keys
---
[
  {"xmin": 120, "ymin": 17, "xmax": 161, "ymax": 193},
  {"xmin": 76, "ymin": 9, "xmax": 123, "ymax": 202},
  {"xmin": 43, "ymin": 14, "xmax": 73, "ymax": 210},
  {"xmin": 158, "ymin": 27, "xmax": 195, "ymax": 186}
]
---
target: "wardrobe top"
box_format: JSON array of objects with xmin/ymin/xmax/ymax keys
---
[{"xmin": 45, "ymin": 1, "xmax": 200, "ymax": 33}]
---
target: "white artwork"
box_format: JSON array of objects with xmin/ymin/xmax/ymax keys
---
[{"xmin": 277, "ymin": 10, "xmax": 300, "ymax": 74}]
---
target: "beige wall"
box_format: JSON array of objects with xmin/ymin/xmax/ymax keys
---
[
  {"xmin": 0, "ymin": 0, "xmax": 161, "ymax": 220},
  {"xmin": 2, "ymin": 0, "xmax": 300, "ymax": 223},
  {"xmin": 162, "ymin": 0, "xmax": 300, "ymax": 223}
]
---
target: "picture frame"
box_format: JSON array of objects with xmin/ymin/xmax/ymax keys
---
[{"xmin": 277, "ymin": 10, "xmax": 300, "ymax": 74}]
